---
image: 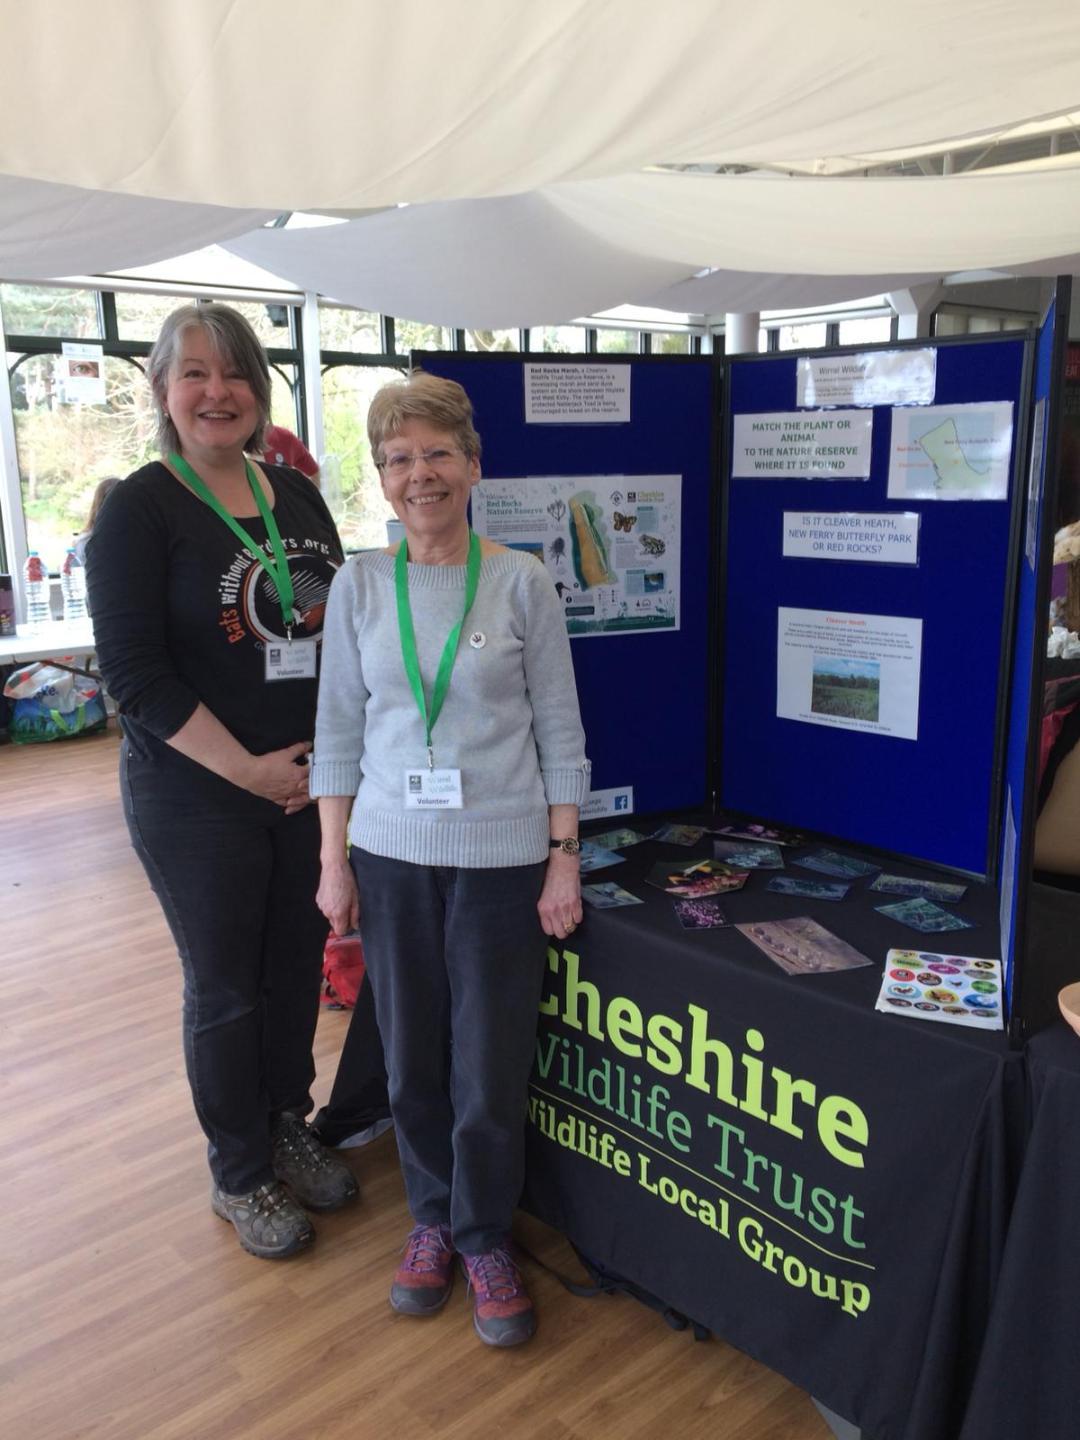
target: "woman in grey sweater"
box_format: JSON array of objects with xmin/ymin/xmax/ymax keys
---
[{"xmin": 312, "ymin": 372, "xmax": 588, "ymax": 1347}]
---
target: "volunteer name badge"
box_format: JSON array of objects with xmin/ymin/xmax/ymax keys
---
[
  {"xmin": 404, "ymin": 768, "xmax": 464, "ymax": 810},
  {"xmin": 265, "ymin": 638, "xmax": 317, "ymax": 681}
]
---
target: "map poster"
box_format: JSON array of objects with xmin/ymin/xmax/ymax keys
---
[
  {"xmin": 471, "ymin": 475, "xmax": 681, "ymax": 637},
  {"xmin": 777, "ymin": 607, "xmax": 922, "ymax": 741},
  {"xmin": 887, "ymin": 401, "xmax": 1013, "ymax": 501}
]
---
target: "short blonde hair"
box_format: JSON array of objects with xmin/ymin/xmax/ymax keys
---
[{"xmin": 367, "ymin": 371, "xmax": 481, "ymax": 464}]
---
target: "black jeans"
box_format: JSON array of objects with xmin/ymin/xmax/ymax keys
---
[
  {"xmin": 351, "ymin": 848, "xmax": 548, "ymax": 1254},
  {"xmin": 121, "ymin": 743, "xmax": 326, "ymax": 1195}
]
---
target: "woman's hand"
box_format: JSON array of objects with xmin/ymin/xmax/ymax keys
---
[
  {"xmin": 538, "ymin": 853, "xmax": 583, "ymax": 941},
  {"xmin": 317, "ymin": 856, "xmax": 360, "ymax": 936},
  {"xmin": 242, "ymin": 742, "xmax": 312, "ymax": 809}
]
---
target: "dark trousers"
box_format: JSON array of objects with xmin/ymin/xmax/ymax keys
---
[
  {"xmin": 121, "ymin": 743, "xmax": 326, "ymax": 1195},
  {"xmin": 351, "ymin": 848, "xmax": 547, "ymax": 1254}
]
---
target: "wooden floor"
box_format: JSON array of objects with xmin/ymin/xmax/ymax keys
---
[{"xmin": 0, "ymin": 729, "xmax": 832, "ymax": 1440}]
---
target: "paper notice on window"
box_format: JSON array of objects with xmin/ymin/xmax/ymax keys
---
[
  {"xmin": 782, "ymin": 512, "xmax": 920, "ymax": 565},
  {"xmin": 777, "ymin": 607, "xmax": 922, "ymax": 740},
  {"xmin": 887, "ymin": 402, "xmax": 1013, "ymax": 500},
  {"xmin": 471, "ymin": 474, "xmax": 679, "ymax": 636},
  {"xmin": 524, "ymin": 363, "xmax": 630, "ymax": 423},
  {"xmin": 56, "ymin": 342, "xmax": 105, "ymax": 405},
  {"xmin": 732, "ymin": 410, "xmax": 872, "ymax": 479},
  {"xmin": 797, "ymin": 349, "xmax": 936, "ymax": 408}
]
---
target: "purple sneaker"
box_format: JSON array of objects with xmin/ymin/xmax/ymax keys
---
[
  {"xmin": 461, "ymin": 1247, "xmax": 536, "ymax": 1347},
  {"xmin": 390, "ymin": 1224, "xmax": 456, "ymax": 1315}
]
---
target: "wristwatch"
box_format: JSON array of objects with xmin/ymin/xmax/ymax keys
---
[{"xmin": 549, "ymin": 836, "xmax": 581, "ymax": 856}]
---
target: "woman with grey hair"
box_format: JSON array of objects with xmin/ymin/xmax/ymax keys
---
[
  {"xmin": 314, "ymin": 371, "xmax": 588, "ymax": 1345},
  {"xmin": 86, "ymin": 303, "xmax": 358, "ymax": 1260}
]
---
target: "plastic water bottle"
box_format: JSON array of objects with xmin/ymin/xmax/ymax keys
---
[
  {"xmin": 61, "ymin": 545, "xmax": 88, "ymax": 623},
  {"xmin": 23, "ymin": 550, "xmax": 51, "ymax": 631}
]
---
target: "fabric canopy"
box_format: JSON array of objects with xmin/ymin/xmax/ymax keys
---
[
  {"xmin": 0, "ymin": 175, "xmax": 274, "ymax": 280},
  {"xmin": 1, "ymin": 1, "xmax": 1079, "ymax": 210},
  {"xmin": 2, "ymin": 2, "xmax": 1080, "ymax": 321}
]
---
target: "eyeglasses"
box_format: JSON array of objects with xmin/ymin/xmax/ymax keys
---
[{"xmin": 377, "ymin": 445, "xmax": 464, "ymax": 478}]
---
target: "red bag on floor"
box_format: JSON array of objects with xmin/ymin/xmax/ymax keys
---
[{"xmin": 322, "ymin": 931, "xmax": 366, "ymax": 1008}]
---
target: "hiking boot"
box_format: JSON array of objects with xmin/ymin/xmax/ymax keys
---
[
  {"xmin": 271, "ymin": 1111, "xmax": 359, "ymax": 1213},
  {"xmin": 390, "ymin": 1224, "xmax": 456, "ymax": 1315},
  {"xmin": 461, "ymin": 1247, "xmax": 536, "ymax": 1347},
  {"xmin": 210, "ymin": 1179, "xmax": 315, "ymax": 1259}
]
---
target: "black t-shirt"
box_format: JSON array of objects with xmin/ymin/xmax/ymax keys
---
[{"xmin": 86, "ymin": 460, "xmax": 344, "ymax": 758}]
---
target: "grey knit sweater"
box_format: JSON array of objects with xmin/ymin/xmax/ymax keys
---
[{"xmin": 310, "ymin": 548, "xmax": 589, "ymax": 868}]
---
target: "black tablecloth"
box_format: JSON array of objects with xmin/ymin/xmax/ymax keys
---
[
  {"xmin": 959, "ymin": 1021, "xmax": 1080, "ymax": 1440},
  {"xmin": 522, "ymin": 828, "xmax": 1023, "ymax": 1440}
]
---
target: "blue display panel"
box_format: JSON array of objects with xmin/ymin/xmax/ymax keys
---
[
  {"xmin": 416, "ymin": 353, "xmax": 717, "ymax": 816},
  {"xmin": 721, "ymin": 338, "xmax": 1027, "ymax": 876},
  {"xmin": 999, "ymin": 283, "xmax": 1071, "ymax": 1020}
]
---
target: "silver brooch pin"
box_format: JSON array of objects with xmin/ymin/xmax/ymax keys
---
[{"xmin": 469, "ymin": 631, "xmax": 486, "ymax": 649}]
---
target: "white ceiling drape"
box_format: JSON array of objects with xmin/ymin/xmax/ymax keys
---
[
  {"xmin": 2, "ymin": 1, "xmax": 1080, "ymax": 320},
  {"xmin": 2, "ymin": 1, "xmax": 1079, "ymax": 209}
]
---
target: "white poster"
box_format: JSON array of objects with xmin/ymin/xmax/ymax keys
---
[
  {"xmin": 782, "ymin": 512, "xmax": 920, "ymax": 565},
  {"xmin": 797, "ymin": 349, "xmax": 936, "ymax": 408},
  {"xmin": 1024, "ymin": 397, "xmax": 1047, "ymax": 570},
  {"xmin": 580, "ymin": 785, "xmax": 635, "ymax": 820},
  {"xmin": 57, "ymin": 342, "xmax": 105, "ymax": 405},
  {"xmin": 524, "ymin": 363, "xmax": 630, "ymax": 424},
  {"xmin": 887, "ymin": 401, "xmax": 1013, "ymax": 501},
  {"xmin": 471, "ymin": 474, "xmax": 680, "ymax": 636},
  {"xmin": 777, "ymin": 606, "xmax": 922, "ymax": 740},
  {"xmin": 731, "ymin": 410, "xmax": 872, "ymax": 479}
]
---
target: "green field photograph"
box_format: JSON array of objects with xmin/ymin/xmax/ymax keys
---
[{"xmin": 810, "ymin": 656, "xmax": 881, "ymax": 723}]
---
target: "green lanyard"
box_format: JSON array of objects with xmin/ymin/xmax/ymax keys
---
[
  {"xmin": 169, "ymin": 451, "xmax": 298, "ymax": 635},
  {"xmin": 395, "ymin": 531, "xmax": 481, "ymax": 769}
]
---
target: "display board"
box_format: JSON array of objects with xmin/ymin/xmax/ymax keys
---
[
  {"xmin": 720, "ymin": 337, "xmax": 1029, "ymax": 877},
  {"xmin": 416, "ymin": 352, "xmax": 717, "ymax": 817},
  {"xmin": 997, "ymin": 281, "xmax": 1072, "ymax": 1027}
]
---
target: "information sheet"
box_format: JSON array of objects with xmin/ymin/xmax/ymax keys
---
[
  {"xmin": 797, "ymin": 349, "xmax": 936, "ymax": 408},
  {"xmin": 732, "ymin": 410, "xmax": 872, "ymax": 479},
  {"xmin": 524, "ymin": 364, "xmax": 630, "ymax": 424},
  {"xmin": 782, "ymin": 511, "xmax": 920, "ymax": 564},
  {"xmin": 887, "ymin": 401, "xmax": 1013, "ymax": 500},
  {"xmin": 471, "ymin": 474, "xmax": 680, "ymax": 636},
  {"xmin": 777, "ymin": 606, "xmax": 922, "ymax": 740}
]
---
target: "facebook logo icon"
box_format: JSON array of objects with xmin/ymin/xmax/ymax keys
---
[{"xmin": 614, "ymin": 794, "xmax": 629, "ymax": 811}]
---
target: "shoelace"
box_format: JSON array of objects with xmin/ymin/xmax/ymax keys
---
[
  {"xmin": 465, "ymin": 1248, "xmax": 524, "ymax": 1301},
  {"xmin": 276, "ymin": 1117, "xmax": 332, "ymax": 1172},
  {"xmin": 248, "ymin": 1181, "xmax": 291, "ymax": 1216},
  {"xmin": 401, "ymin": 1225, "xmax": 453, "ymax": 1274}
]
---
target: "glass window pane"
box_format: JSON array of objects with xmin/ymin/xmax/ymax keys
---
[
  {"xmin": 319, "ymin": 304, "xmax": 383, "ymax": 354},
  {"xmin": 595, "ymin": 329, "xmax": 638, "ymax": 354},
  {"xmin": 463, "ymin": 329, "xmax": 519, "ymax": 352},
  {"xmin": 651, "ymin": 331, "xmax": 692, "ymax": 355},
  {"xmin": 114, "ymin": 291, "xmax": 198, "ymax": 343},
  {"xmin": 778, "ymin": 322, "xmax": 827, "ymax": 351},
  {"xmin": 267, "ymin": 363, "xmax": 300, "ymax": 432},
  {"xmin": 9, "ymin": 351, "xmax": 156, "ymax": 564},
  {"xmin": 319, "ymin": 363, "xmax": 405, "ymax": 551},
  {"xmin": 758, "ymin": 328, "xmax": 770, "ymax": 352},
  {"xmin": 222, "ymin": 300, "xmax": 295, "ymax": 347},
  {"xmin": 0, "ymin": 283, "xmax": 101, "ymax": 339},
  {"xmin": 538, "ymin": 326, "xmax": 587, "ymax": 352},
  {"xmin": 395, "ymin": 318, "xmax": 449, "ymax": 354},
  {"xmin": 838, "ymin": 315, "xmax": 893, "ymax": 346}
]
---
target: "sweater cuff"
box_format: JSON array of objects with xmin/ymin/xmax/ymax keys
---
[
  {"xmin": 310, "ymin": 759, "xmax": 363, "ymax": 798},
  {"xmin": 542, "ymin": 764, "xmax": 590, "ymax": 807}
]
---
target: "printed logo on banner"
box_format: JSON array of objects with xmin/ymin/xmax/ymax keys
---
[{"xmin": 531, "ymin": 949, "xmax": 874, "ymax": 1322}]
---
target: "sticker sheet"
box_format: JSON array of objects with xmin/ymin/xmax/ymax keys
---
[{"xmin": 875, "ymin": 950, "xmax": 1004, "ymax": 1029}]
